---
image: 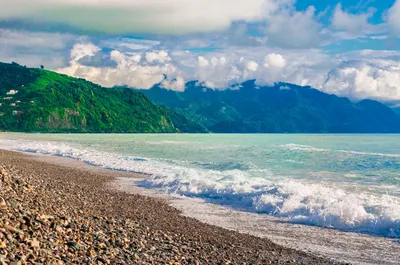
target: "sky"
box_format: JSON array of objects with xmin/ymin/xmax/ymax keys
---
[{"xmin": 1, "ymin": 0, "xmax": 400, "ymax": 102}]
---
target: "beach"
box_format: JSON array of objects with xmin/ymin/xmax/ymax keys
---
[{"xmin": 0, "ymin": 150, "xmax": 337, "ymax": 264}]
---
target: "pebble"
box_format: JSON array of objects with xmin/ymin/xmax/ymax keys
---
[
  {"xmin": 0, "ymin": 198, "xmax": 6, "ymax": 211},
  {"xmin": 0, "ymin": 152, "xmax": 339, "ymax": 265}
]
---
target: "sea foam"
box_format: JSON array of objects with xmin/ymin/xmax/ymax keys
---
[{"xmin": 1, "ymin": 139, "xmax": 399, "ymax": 238}]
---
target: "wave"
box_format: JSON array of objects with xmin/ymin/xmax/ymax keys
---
[
  {"xmin": 281, "ymin": 143, "xmax": 400, "ymax": 158},
  {"xmin": 1, "ymin": 139, "xmax": 400, "ymax": 238},
  {"xmin": 192, "ymin": 161, "xmax": 254, "ymax": 171},
  {"xmin": 341, "ymin": 150, "xmax": 400, "ymax": 158},
  {"xmin": 141, "ymin": 175, "xmax": 400, "ymax": 238},
  {"xmin": 280, "ymin": 144, "xmax": 329, "ymax": 152}
]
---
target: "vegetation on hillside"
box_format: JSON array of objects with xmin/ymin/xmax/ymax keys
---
[
  {"xmin": 0, "ymin": 62, "xmax": 207, "ymax": 133},
  {"xmin": 2, "ymin": 61, "xmax": 398, "ymax": 134},
  {"xmin": 142, "ymin": 81, "xmax": 400, "ymax": 133}
]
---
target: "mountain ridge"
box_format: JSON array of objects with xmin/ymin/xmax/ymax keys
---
[
  {"xmin": 140, "ymin": 80, "xmax": 400, "ymax": 133},
  {"xmin": 1, "ymin": 61, "xmax": 399, "ymax": 134}
]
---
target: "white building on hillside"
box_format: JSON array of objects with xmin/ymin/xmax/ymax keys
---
[{"xmin": 6, "ymin": 90, "xmax": 18, "ymax": 95}]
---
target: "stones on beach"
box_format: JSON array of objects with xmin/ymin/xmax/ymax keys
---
[
  {"xmin": 30, "ymin": 239, "xmax": 40, "ymax": 248},
  {"xmin": 0, "ymin": 153, "xmax": 336, "ymax": 265},
  {"xmin": 2, "ymin": 224, "xmax": 23, "ymax": 234},
  {"xmin": 66, "ymin": 241, "xmax": 80, "ymax": 251},
  {"xmin": 0, "ymin": 198, "xmax": 6, "ymax": 211}
]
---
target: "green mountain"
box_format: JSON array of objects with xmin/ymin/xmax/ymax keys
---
[
  {"xmin": 3, "ymin": 61, "xmax": 398, "ymax": 134},
  {"xmin": 141, "ymin": 81, "xmax": 400, "ymax": 133},
  {"xmin": 0, "ymin": 62, "xmax": 207, "ymax": 133}
]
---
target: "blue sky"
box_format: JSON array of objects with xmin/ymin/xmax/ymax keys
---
[{"xmin": 0, "ymin": 0, "xmax": 400, "ymax": 101}]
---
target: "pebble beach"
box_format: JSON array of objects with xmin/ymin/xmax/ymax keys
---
[{"xmin": 0, "ymin": 150, "xmax": 339, "ymax": 264}]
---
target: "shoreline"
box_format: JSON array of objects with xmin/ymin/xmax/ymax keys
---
[
  {"xmin": 1, "ymin": 149, "xmax": 400, "ymax": 264},
  {"xmin": 112, "ymin": 178, "xmax": 400, "ymax": 265},
  {"xmin": 0, "ymin": 150, "xmax": 335, "ymax": 264}
]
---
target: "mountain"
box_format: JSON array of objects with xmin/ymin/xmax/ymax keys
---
[
  {"xmin": 0, "ymin": 62, "xmax": 207, "ymax": 133},
  {"xmin": 3, "ymin": 61, "xmax": 398, "ymax": 134},
  {"xmin": 386, "ymin": 102, "xmax": 400, "ymax": 116},
  {"xmin": 141, "ymin": 81, "xmax": 400, "ymax": 133}
]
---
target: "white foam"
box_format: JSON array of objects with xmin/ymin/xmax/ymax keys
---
[
  {"xmin": 113, "ymin": 177, "xmax": 400, "ymax": 265},
  {"xmin": 281, "ymin": 143, "xmax": 400, "ymax": 158},
  {"xmin": 281, "ymin": 143, "xmax": 330, "ymax": 152},
  {"xmin": 1, "ymin": 139, "xmax": 400, "ymax": 238}
]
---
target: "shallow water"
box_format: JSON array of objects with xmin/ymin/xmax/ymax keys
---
[{"xmin": 0, "ymin": 133, "xmax": 399, "ymax": 238}]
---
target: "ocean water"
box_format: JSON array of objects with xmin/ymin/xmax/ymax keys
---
[{"xmin": 0, "ymin": 133, "xmax": 399, "ymax": 238}]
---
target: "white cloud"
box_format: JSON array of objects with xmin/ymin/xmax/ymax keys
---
[
  {"xmin": 262, "ymin": 4, "xmax": 324, "ymax": 48},
  {"xmin": 58, "ymin": 43, "xmax": 179, "ymax": 89},
  {"xmin": 145, "ymin": 51, "xmax": 171, "ymax": 64},
  {"xmin": 323, "ymin": 60, "xmax": 400, "ymax": 101},
  {"xmin": 54, "ymin": 40, "xmax": 400, "ymax": 101},
  {"xmin": 0, "ymin": 0, "xmax": 264, "ymax": 34},
  {"xmin": 332, "ymin": 4, "xmax": 374, "ymax": 33},
  {"xmin": 197, "ymin": 56, "xmax": 210, "ymax": 68},
  {"xmin": 264, "ymin": 53, "xmax": 286, "ymax": 68},
  {"xmin": 161, "ymin": 76, "xmax": 186, "ymax": 91},
  {"xmin": 387, "ymin": 0, "xmax": 400, "ymax": 36},
  {"xmin": 187, "ymin": 48, "xmax": 400, "ymax": 101},
  {"xmin": 70, "ymin": 42, "xmax": 100, "ymax": 63},
  {"xmin": 195, "ymin": 55, "xmax": 241, "ymax": 89},
  {"xmin": 44, "ymin": 36, "xmax": 400, "ymax": 101},
  {"xmin": 247, "ymin": 61, "xmax": 259, "ymax": 71}
]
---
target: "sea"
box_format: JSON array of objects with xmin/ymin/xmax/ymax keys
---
[{"xmin": 0, "ymin": 133, "xmax": 399, "ymax": 263}]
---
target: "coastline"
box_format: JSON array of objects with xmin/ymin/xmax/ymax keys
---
[
  {"xmin": 113, "ymin": 177, "xmax": 400, "ymax": 265},
  {"xmin": 0, "ymin": 150, "xmax": 335, "ymax": 264}
]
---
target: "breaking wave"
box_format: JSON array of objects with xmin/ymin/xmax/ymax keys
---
[{"xmin": 1, "ymin": 139, "xmax": 399, "ymax": 238}]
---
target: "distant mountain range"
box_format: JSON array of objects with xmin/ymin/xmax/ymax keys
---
[
  {"xmin": 0, "ymin": 62, "xmax": 206, "ymax": 133},
  {"xmin": 141, "ymin": 81, "xmax": 400, "ymax": 133},
  {"xmin": 1, "ymin": 61, "xmax": 399, "ymax": 133}
]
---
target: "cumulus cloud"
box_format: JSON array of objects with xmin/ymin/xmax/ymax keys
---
[
  {"xmin": 246, "ymin": 61, "xmax": 259, "ymax": 72},
  {"xmin": 0, "ymin": 0, "xmax": 263, "ymax": 34},
  {"xmin": 332, "ymin": 4, "xmax": 374, "ymax": 33},
  {"xmin": 193, "ymin": 54, "xmax": 269, "ymax": 89},
  {"xmin": 264, "ymin": 53, "xmax": 286, "ymax": 68},
  {"xmin": 387, "ymin": 0, "xmax": 400, "ymax": 36},
  {"xmin": 197, "ymin": 56, "xmax": 210, "ymax": 68},
  {"xmin": 161, "ymin": 76, "xmax": 186, "ymax": 92},
  {"xmin": 262, "ymin": 3, "xmax": 324, "ymax": 48},
  {"xmin": 58, "ymin": 42, "xmax": 180, "ymax": 89},
  {"xmin": 323, "ymin": 60, "xmax": 400, "ymax": 101},
  {"xmin": 193, "ymin": 51, "xmax": 308, "ymax": 89},
  {"xmin": 52, "ymin": 40, "xmax": 400, "ymax": 102},
  {"xmin": 145, "ymin": 51, "xmax": 171, "ymax": 64},
  {"xmin": 53, "ymin": 40, "xmax": 400, "ymax": 101},
  {"xmin": 183, "ymin": 49, "xmax": 400, "ymax": 101}
]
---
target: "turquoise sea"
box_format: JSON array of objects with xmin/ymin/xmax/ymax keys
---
[{"xmin": 0, "ymin": 134, "xmax": 399, "ymax": 238}]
